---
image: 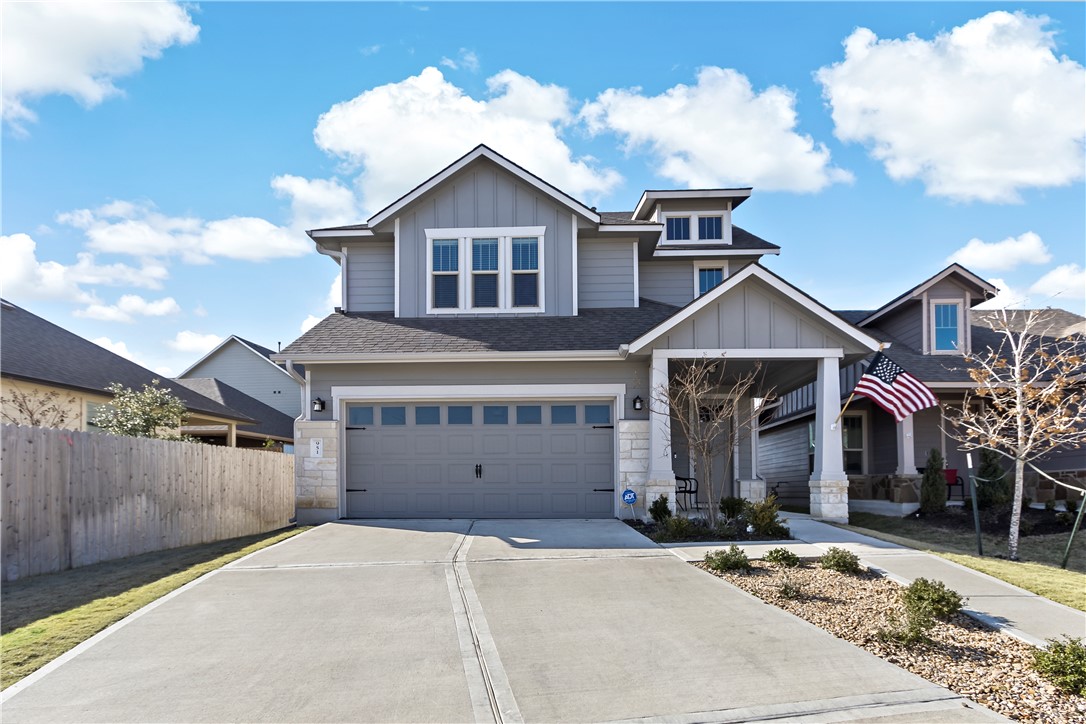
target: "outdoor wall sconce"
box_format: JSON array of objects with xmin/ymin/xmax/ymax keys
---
[
  {"xmin": 312, "ymin": 397, "xmax": 326, "ymax": 413},
  {"xmin": 633, "ymin": 395, "xmax": 644, "ymax": 411}
]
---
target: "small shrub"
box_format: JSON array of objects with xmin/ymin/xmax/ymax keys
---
[
  {"xmin": 820, "ymin": 546, "xmax": 863, "ymax": 574},
  {"xmin": 1033, "ymin": 636, "xmax": 1086, "ymax": 696},
  {"xmin": 777, "ymin": 574, "xmax": 803, "ymax": 600},
  {"xmin": 704, "ymin": 545, "xmax": 751, "ymax": 572},
  {"xmin": 920, "ymin": 448, "xmax": 947, "ymax": 514},
  {"xmin": 747, "ymin": 495, "xmax": 791, "ymax": 538},
  {"xmin": 902, "ymin": 578, "xmax": 963, "ymax": 621},
  {"xmin": 878, "ymin": 607, "xmax": 934, "ymax": 647},
  {"xmin": 975, "ymin": 449, "xmax": 1011, "ymax": 509},
  {"xmin": 649, "ymin": 494, "xmax": 673, "ymax": 524},
  {"xmin": 657, "ymin": 515, "xmax": 695, "ymax": 541},
  {"xmin": 1019, "ymin": 518, "xmax": 1035, "ymax": 537},
  {"xmin": 1067, "ymin": 498, "xmax": 1080, "ymax": 515},
  {"xmin": 1056, "ymin": 511, "xmax": 1074, "ymax": 526},
  {"xmin": 1022, "ymin": 496, "xmax": 1033, "ymax": 511},
  {"xmin": 719, "ymin": 496, "xmax": 746, "ymax": 522},
  {"xmin": 763, "ymin": 547, "xmax": 801, "ymax": 567},
  {"xmin": 1045, "ymin": 498, "xmax": 1057, "ymax": 512}
]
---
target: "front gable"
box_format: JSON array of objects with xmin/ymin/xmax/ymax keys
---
[{"xmin": 628, "ymin": 265, "xmax": 879, "ymax": 358}]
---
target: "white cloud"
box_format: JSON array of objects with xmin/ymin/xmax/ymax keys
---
[
  {"xmin": 974, "ymin": 277, "xmax": 1033, "ymax": 309},
  {"xmin": 271, "ymin": 175, "xmax": 360, "ymax": 231},
  {"xmin": 300, "ymin": 315, "xmax": 323, "ymax": 333},
  {"xmin": 193, "ymin": 304, "xmax": 208, "ymax": 317},
  {"xmin": 440, "ymin": 48, "xmax": 480, "ymax": 73},
  {"xmin": 153, "ymin": 365, "xmax": 176, "ymax": 377},
  {"xmin": 1030, "ymin": 264, "xmax": 1086, "ymax": 301},
  {"xmin": 91, "ymin": 336, "xmax": 140, "ymax": 364},
  {"xmin": 75, "ymin": 294, "xmax": 181, "ymax": 323},
  {"xmin": 817, "ymin": 11, "xmax": 1086, "ymax": 202},
  {"xmin": 359, "ymin": 45, "xmax": 381, "ymax": 57},
  {"xmin": 58, "ymin": 201, "xmax": 310, "ymax": 262},
  {"xmin": 947, "ymin": 231, "xmax": 1052, "ymax": 272},
  {"xmin": 312, "ymin": 67, "xmax": 621, "ymax": 212},
  {"xmin": 581, "ymin": 66, "xmax": 853, "ymax": 192},
  {"xmin": 1, "ymin": 233, "xmax": 167, "ymax": 304},
  {"xmin": 2, "ymin": 1, "xmax": 199, "ymax": 132},
  {"xmin": 167, "ymin": 330, "xmax": 223, "ymax": 354}
]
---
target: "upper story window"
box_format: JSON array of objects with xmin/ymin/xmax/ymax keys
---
[
  {"xmin": 694, "ymin": 260, "xmax": 729, "ymax": 297},
  {"xmin": 661, "ymin": 212, "xmax": 727, "ymax": 244},
  {"xmin": 666, "ymin": 217, "xmax": 690, "ymax": 241},
  {"xmin": 426, "ymin": 226, "xmax": 545, "ymax": 314},
  {"xmin": 932, "ymin": 302, "xmax": 961, "ymax": 353}
]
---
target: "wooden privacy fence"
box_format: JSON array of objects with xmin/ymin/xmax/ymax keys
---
[{"xmin": 1, "ymin": 424, "xmax": 295, "ymax": 581}]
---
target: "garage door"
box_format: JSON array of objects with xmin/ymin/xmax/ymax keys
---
[{"xmin": 345, "ymin": 401, "xmax": 615, "ymax": 518}]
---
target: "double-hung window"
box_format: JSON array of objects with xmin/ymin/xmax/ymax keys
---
[
  {"xmin": 694, "ymin": 261, "xmax": 728, "ymax": 297},
  {"xmin": 426, "ymin": 226, "xmax": 545, "ymax": 313},
  {"xmin": 932, "ymin": 302, "xmax": 961, "ymax": 353}
]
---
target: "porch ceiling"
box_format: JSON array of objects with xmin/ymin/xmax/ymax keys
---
[{"xmin": 667, "ymin": 357, "xmax": 824, "ymax": 398}]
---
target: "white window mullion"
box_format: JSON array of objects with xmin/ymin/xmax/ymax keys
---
[{"xmin": 460, "ymin": 236, "xmax": 470, "ymax": 312}]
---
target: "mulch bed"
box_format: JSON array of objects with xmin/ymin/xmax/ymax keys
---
[
  {"xmin": 698, "ymin": 560, "xmax": 1086, "ymax": 723},
  {"xmin": 917, "ymin": 504, "xmax": 1077, "ymax": 538},
  {"xmin": 624, "ymin": 519, "xmax": 789, "ymax": 543}
]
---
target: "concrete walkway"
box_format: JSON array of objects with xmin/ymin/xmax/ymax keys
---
[
  {"xmin": 667, "ymin": 513, "xmax": 1086, "ymax": 647},
  {"xmin": 2, "ymin": 519, "xmax": 1005, "ymax": 723}
]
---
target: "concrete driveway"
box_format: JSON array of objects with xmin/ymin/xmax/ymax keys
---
[{"xmin": 2, "ymin": 520, "xmax": 1003, "ymax": 723}]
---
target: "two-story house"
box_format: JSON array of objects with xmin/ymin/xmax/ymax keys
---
[
  {"xmin": 275, "ymin": 145, "xmax": 882, "ymax": 524},
  {"xmin": 759, "ymin": 266, "xmax": 1086, "ymax": 513}
]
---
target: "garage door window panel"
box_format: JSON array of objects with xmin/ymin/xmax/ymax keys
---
[
  {"xmin": 347, "ymin": 406, "xmax": 373, "ymax": 427},
  {"xmin": 448, "ymin": 405, "xmax": 473, "ymax": 424},
  {"xmin": 516, "ymin": 405, "xmax": 542, "ymax": 424},
  {"xmin": 585, "ymin": 405, "xmax": 611, "ymax": 424},
  {"xmin": 415, "ymin": 406, "xmax": 440, "ymax": 425},
  {"xmin": 483, "ymin": 406, "xmax": 508, "ymax": 424},
  {"xmin": 381, "ymin": 406, "xmax": 406, "ymax": 425},
  {"xmin": 551, "ymin": 405, "xmax": 576, "ymax": 424}
]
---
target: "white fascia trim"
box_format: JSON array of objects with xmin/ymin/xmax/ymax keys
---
[
  {"xmin": 598, "ymin": 224, "xmax": 663, "ymax": 233},
  {"xmin": 632, "ymin": 188, "xmax": 752, "ymax": 220},
  {"xmin": 393, "ymin": 217, "xmax": 401, "ymax": 318},
  {"xmin": 631, "ymin": 240, "xmax": 640, "ymax": 308},
  {"xmin": 926, "ymin": 381, "xmax": 979, "ymax": 389},
  {"xmin": 331, "ymin": 383, "xmax": 626, "ymax": 416},
  {"xmin": 309, "ymin": 229, "xmax": 375, "ymax": 238},
  {"xmin": 628, "ymin": 264, "xmax": 881, "ymax": 355},
  {"xmin": 653, "ymin": 248, "xmax": 780, "ymax": 257},
  {"xmin": 273, "ymin": 350, "xmax": 623, "ymax": 364},
  {"xmin": 571, "ymin": 215, "xmax": 579, "ymax": 316},
  {"xmin": 860, "ymin": 264, "xmax": 998, "ymax": 326},
  {"xmin": 340, "ymin": 244, "xmax": 348, "ymax": 311},
  {"xmin": 368, "ymin": 147, "xmax": 600, "ymax": 228},
  {"xmin": 653, "ymin": 348, "xmax": 845, "ymax": 360}
]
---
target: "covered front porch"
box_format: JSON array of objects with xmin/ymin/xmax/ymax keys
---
[{"xmin": 616, "ymin": 264, "xmax": 881, "ymax": 523}]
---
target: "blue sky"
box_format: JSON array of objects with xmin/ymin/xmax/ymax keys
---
[{"xmin": 3, "ymin": 2, "xmax": 1084, "ymax": 376}]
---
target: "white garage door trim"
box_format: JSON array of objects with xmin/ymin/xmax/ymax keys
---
[{"xmin": 330, "ymin": 384, "xmax": 627, "ymax": 518}]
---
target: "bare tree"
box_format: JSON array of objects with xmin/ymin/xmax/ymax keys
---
[
  {"xmin": 1, "ymin": 386, "xmax": 80, "ymax": 428},
  {"xmin": 946, "ymin": 309, "xmax": 1086, "ymax": 560},
  {"xmin": 653, "ymin": 356, "xmax": 774, "ymax": 526}
]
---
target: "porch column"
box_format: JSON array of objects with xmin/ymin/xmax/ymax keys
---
[
  {"xmin": 227, "ymin": 423, "xmax": 237, "ymax": 448},
  {"xmin": 645, "ymin": 350, "xmax": 676, "ymax": 516},
  {"xmin": 896, "ymin": 415, "xmax": 916, "ymax": 475},
  {"xmin": 810, "ymin": 355, "xmax": 848, "ymax": 522}
]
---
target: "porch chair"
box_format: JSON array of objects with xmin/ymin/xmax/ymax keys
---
[
  {"xmin": 944, "ymin": 469, "xmax": 965, "ymax": 500},
  {"xmin": 675, "ymin": 476, "xmax": 703, "ymax": 512}
]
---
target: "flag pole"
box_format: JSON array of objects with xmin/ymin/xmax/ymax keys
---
[{"xmin": 835, "ymin": 344, "xmax": 885, "ymax": 426}]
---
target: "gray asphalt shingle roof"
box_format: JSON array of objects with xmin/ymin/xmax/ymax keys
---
[
  {"xmin": 173, "ymin": 378, "xmax": 294, "ymax": 439},
  {"xmin": 1, "ymin": 300, "xmax": 254, "ymax": 423},
  {"xmin": 280, "ymin": 300, "xmax": 680, "ymax": 356}
]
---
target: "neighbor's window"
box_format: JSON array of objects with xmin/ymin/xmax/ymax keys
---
[
  {"xmin": 666, "ymin": 217, "xmax": 690, "ymax": 241},
  {"xmin": 933, "ymin": 303, "xmax": 960, "ymax": 352}
]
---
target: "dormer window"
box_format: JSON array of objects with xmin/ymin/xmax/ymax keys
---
[
  {"xmin": 698, "ymin": 216, "xmax": 723, "ymax": 240},
  {"xmin": 932, "ymin": 302, "xmax": 961, "ymax": 353},
  {"xmin": 426, "ymin": 226, "xmax": 545, "ymax": 314},
  {"xmin": 666, "ymin": 217, "xmax": 690, "ymax": 241},
  {"xmin": 661, "ymin": 211, "xmax": 729, "ymax": 244}
]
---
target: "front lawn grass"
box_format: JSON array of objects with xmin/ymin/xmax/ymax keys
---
[
  {"xmin": 1, "ymin": 526, "xmax": 308, "ymax": 690},
  {"xmin": 841, "ymin": 512, "xmax": 1085, "ymax": 611}
]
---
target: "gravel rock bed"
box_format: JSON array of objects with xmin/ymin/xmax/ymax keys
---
[{"xmin": 697, "ymin": 560, "xmax": 1086, "ymax": 723}]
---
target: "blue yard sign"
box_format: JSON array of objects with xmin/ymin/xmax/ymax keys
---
[{"xmin": 622, "ymin": 489, "xmax": 637, "ymax": 505}]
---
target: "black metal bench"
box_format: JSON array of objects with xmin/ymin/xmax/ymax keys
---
[{"xmin": 676, "ymin": 476, "xmax": 702, "ymax": 511}]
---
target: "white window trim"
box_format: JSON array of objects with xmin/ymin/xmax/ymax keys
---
[
  {"xmin": 660, "ymin": 209, "xmax": 731, "ymax": 245},
  {"xmin": 693, "ymin": 260, "xmax": 729, "ymax": 298},
  {"xmin": 929, "ymin": 298, "xmax": 963, "ymax": 355},
  {"xmin": 425, "ymin": 226, "xmax": 546, "ymax": 315}
]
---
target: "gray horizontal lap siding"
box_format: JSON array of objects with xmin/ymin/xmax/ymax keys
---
[
  {"xmin": 346, "ymin": 242, "xmax": 394, "ymax": 312},
  {"xmin": 639, "ymin": 261, "xmax": 694, "ymax": 307},
  {"xmin": 396, "ymin": 163, "xmax": 576, "ymax": 317},
  {"xmin": 184, "ymin": 343, "xmax": 301, "ymax": 419},
  {"xmin": 878, "ymin": 303, "xmax": 923, "ymax": 351},
  {"xmin": 578, "ymin": 239, "xmax": 635, "ymax": 309},
  {"xmin": 758, "ymin": 420, "xmax": 810, "ymax": 505},
  {"xmin": 307, "ymin": 360, "xmax": 649, "ymax": 422}
]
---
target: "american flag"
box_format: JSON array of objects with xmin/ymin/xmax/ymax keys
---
[{"xmin": 852, "ymin": 352, "xmax": 939, "ymax": 423}]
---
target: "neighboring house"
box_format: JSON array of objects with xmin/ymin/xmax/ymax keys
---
[
  {"xmin": 179, "ymin": 335, "xmax": 304, "ymax": 420},
  {"xmin": 0, "ymin": 300, "xmax": 256, "ymax": 441},
  {"xmin": 758, "ymin": 266, "xmax": 1086, "ymax": 513},
  {"xmin": 274, "ymin": 145, "xmax": 882, "ymax": 524},
  {"xmin": 173, "ymin": 378, "xmax": 296, "ymax": 451}
]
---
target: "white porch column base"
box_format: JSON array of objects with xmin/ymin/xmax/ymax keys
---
[
  {"xmin": 295, "ymin": 419, "xmax": 340, "ymax": 525},
  {"xmin": 738, "ymin": 479, "xmax": 766, "ymax": 502},
  {"xmin": 618, "ymin": 420, "xmax": 668, "ymax": 520},
  {"xmin": 810, "ymin": 479, "xmax": 849, "ymax": 523}
]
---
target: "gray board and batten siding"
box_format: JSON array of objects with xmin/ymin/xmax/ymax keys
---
[
  {"xmin": 394, "ymin": 161, "xmax": 580, "ymax": 317},
  {"xmin": 345, "ymin": 241, "xmax": 395, "ymax": 312},
  {"xmin": 184, "ymin": 341, "xmax": 301, "ymax": 419},
  {"xmin": 578, "ymin": 239, "xmax": 636, "ymax": 309}
]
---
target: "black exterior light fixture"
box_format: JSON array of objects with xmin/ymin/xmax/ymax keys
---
[
  {"xmin": 312, "ymin": 397, "xmax": 326, "ymax": 413},
  {"xmin": 632, "ymin": 395, "xmax": 644, "ymax": 411}
]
